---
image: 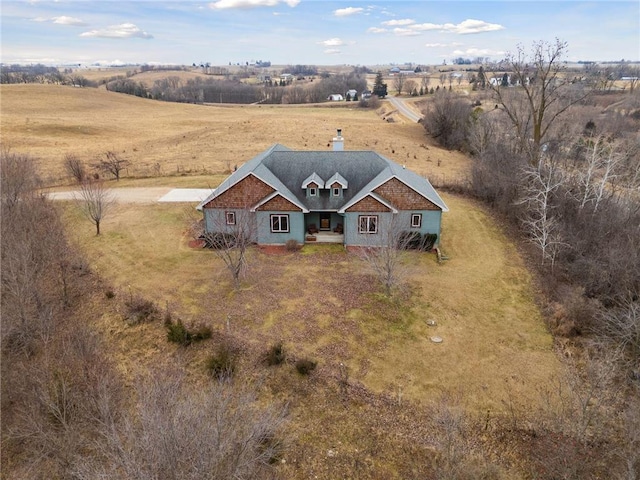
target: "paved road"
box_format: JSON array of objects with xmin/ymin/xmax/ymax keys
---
[
  {"xmin": 46, "ymin": 188, "xmax": 214, "ymax": 204},
  {"xmin": 387, "ymin": 96, "xmax": 424, "ymax": 123}
]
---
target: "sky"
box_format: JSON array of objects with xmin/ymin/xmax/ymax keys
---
[{"xmin": 1, "ymin": 0, "xmax": 639, "ymax": 67}]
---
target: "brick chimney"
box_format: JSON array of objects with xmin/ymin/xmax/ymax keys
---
[{"xmin": 332, "ymin": 129, "xmax": 344, "ymax": 151}]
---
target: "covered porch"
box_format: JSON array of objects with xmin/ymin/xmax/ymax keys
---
[{"xmin": 305, "ymin": 231, "xmax": 344, "ymax": 244}]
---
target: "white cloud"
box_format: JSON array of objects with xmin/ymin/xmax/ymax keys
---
[
  {"xmin": 382, "ymin": 18, "xmax": 414, "ymax": 26},
  {"xmin": 333, "ymin": 7, "xmax": 363, "ymax": 17},
  {"xmin": 446, "ymin": 19, "xmax": 505, "ymax": 34},
  {"xmin": 367, "ymin": 27, "xmax": 387, "ymax": 34},
  {"xmin": 424, "ymin": 43, "xmax": 449, "ymax": 48},
  {"xmin": 80, "ymin": 23, "xmax": 153, "ymax": 39},
  {"xmin": 324, "ymin": 49, "xmax": 341, "ymax": 55},
  {"xmin": 319, "ymin": 38, "xmax": 345, "ymax": 47},
  {"xmin": 393, "ymin": 28, "xmax": 421, "ymax": 37},
  {"xmin": 53, "ymin": 16, "xmax": 87, "ymax": 26},
  {"xmin": 376, "ymin": 18, "xmax": 505, "ymax": 36},
  {"xmin": 32, "ymin": 15, "xmax": 87, "ymax": 26},
  {"xmin": 209, "ymin": 0, "xmax": 299, "ymax": 9},
  {"xmin": 451, "ymin": 48, "xmax": 505, "ymax": 56}
]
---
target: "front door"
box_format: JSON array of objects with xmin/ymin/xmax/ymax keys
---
[{"xmin": 319, "ymin": 213, "xmax": 331, "ymax": 230}]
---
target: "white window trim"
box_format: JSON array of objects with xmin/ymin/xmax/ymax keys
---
[
  {"xmin": 225, "ymin": 211, "xmax": 236, "ymax": 225},
  {"xmin": 270, "ymin": 214, "xmax": 289, "ymax": 233},
  {"xmin": 358, "ymin": 215, "xmax": 378, "ymax": 234},
  {"xmin": 309, "ymin": 187, "xmax": 317, "ymax": 197},
  {"xmin": 333, "ymin": 187, "xmax": 340, "ymax": 197},
  {"xmin": 411, "ymin": 213, "xmax": 422, "ymax": 228}
]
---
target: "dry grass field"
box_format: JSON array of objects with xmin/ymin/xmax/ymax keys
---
[
  {"xmin": 1, "ymin": 84, "xmax": 470, "ymax": 186},
  {"xmin": 4, "ymin": 83, "xmax": 563, "ymax": 477}
]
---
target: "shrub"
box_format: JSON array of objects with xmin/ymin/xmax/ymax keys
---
[
  {"xmin": 399, "ymin": 231, "xmax": 422, "ymax": 250},
  {"xmin": 166, "ymin": 319, "xmax": 212, "ymax": 346},
  {"xmin": 125, "ymin": 295, "xmax": 159, "ymax": 324},
  {"xmin": 295, "ymin": 358, "xmax": 317, "ymax": 375},
  {"xmin": 285, "ymin": 239, "xmax": 299, "ymax": 251},
  {"xmin": 207, "ymin": 343, "xmax": 236, "ymax": 379},
  {"xmin": 202, "ymin": 232, "xmax": 242, "ymax": 249},
  {"xmin": 421, "ymin": 233, "xmax": 438, "ymax": 251},
  {"xmin": 264, "ymin": 342, "xmax": 286, "ymax": 366}
]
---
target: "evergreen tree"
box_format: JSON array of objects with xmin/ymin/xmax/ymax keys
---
[{"xmin": 372, "ymin": 72, "xmax": 388, "ymax": 98}]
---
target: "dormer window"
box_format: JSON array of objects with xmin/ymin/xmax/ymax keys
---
[
  {"xmin": 332, "ymin": 187, "xmax": 341, "ymax": 197},
  {"xmin": 309, "ymin": 187, "xmax": 317, "ymax": 196}
]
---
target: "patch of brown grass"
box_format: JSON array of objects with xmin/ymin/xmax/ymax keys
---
[{"xmin": 1, "ymin": 84, "xmax": 470, "ymax": 187}]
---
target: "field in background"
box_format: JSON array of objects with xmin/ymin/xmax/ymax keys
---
[{"xmin": 0, "ymin": 84, "xmax": 470, "ymax": 187}]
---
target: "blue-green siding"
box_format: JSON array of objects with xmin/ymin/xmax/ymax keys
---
[{"xmin": 256, "ymin": 211, "xmax": 305, "ymax": 244}]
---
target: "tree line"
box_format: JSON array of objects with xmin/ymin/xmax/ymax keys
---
[
  {"xmin": 105, "ymin": 72, "xmax": 367, "ymax": 105},
  {"xmin": 422, "ymin": 39, "xmax": 640, "ymax": 378}
]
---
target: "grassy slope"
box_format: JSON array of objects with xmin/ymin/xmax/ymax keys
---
[{"xmin": 1, "ymin": 84, "xmax": 470, "ymax": 186}]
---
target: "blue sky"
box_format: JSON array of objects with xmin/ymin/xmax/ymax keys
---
[{"xmin": 1, "ymin": 1, "xmax": 638, "ymax": 66}]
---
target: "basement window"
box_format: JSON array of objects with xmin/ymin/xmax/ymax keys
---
[
  {"xmin": 225, "ymin": 212, "xmax": 236, "ymax": 225},
  {"xmin": 271, "ymin": 214, "xmax": 289, "ymax": 233}
]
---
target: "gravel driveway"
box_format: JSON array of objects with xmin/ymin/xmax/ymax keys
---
[{"xmin": 46, "ymin": 188, "xmax": 214, "ymax": 204}]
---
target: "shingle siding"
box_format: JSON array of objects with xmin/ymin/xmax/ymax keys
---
[
  {"xmin": 203, "ymin": 174, "xmax": 274, "ymax": 209},
  {"xmin": 374, "ymin": 178, "xmax": 441, "ymax": 211}
]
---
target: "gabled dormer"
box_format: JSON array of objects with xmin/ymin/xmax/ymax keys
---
[
  {"xmin": 301, "ymin": 172, "xmax": 325, "ymax": 198},
  {"xmin": 326, "ymin": 172, "xmax": 348, "ymax": 197}
]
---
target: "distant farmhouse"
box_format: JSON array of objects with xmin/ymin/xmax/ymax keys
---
[{"xmin": 197, "ymin": 130, "xmax": 448, "ymax": 249}]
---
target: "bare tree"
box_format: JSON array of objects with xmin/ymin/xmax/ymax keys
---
[
  {"xmin": 485, "ymin": 39, "xmax": 589, "ymax": 165},
  {"xmin": 518, "ymin": 158, "xmax": 567, "ymax": 268},
  {"xmin": 75, "ymin": 179, "xmax": 114, "ymax": 235},
  {"xmin": 393, "ymin": 73, "xmax": 406, "ymax": 95},
  {"xmin": 357, "ymin": 215, "xmax": 415, "ymax": 297},
  {"xmin": 94, "ymin": 151, "xmax": 130, "ymax": 181},
  {"xmin": 86, "ymin": 368, "xmax": 287, "ymax": 480},
  {"xmin": 202, "ymin": 209, "xmax": 256, "ymax": 289},
  {"xmin": 421, "ymin": 91, "xmax": 473, "ymax": 150},
  {"xmin": 64, "ymin": 153, "xmax": 86, "ymax": 184},
  {"xmin": 1, "ymin": 148, "xmax": 41, "ymax": 209},
  {"xmin": 421, "ymin": 74, "xmax": 431, "ymax": 92},
  {"xmin": 404, "ymin": 79, "xmax": 417, "ymax": 96}
]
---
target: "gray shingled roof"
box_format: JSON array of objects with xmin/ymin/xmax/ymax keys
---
[{"xmin": 197, "ymin": 144, "xmax": 448, "ymax": 213}]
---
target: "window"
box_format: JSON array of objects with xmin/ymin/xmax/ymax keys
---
[
  {"xmin": 309, "ymin": 187, "xmax": 317, "ymax": 197},
  {"xmin": 358, "ymin": 215, "xmax": 378, "ymax": 234},
  {"xmin": 225, "ymin": 211, "xmax": 236, "ymax": 225},
  {"xmin": 333, "ymin": 187, "xmax": 340, "ymax": 197},
  {"xmin": 270, "ymin": 214, "xmax": 289, "ymax": 233},
  {"xmin": 411, "ymin": 213, "xmax": 422, "ymax": 228}
]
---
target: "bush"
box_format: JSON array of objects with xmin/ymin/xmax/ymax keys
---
[
  {"xmin": 295, "ymin": 358, "xmax": 317, "ymax": 375},
  {"xmin": 264, "ymin": 342, "xmax": 286, "ymax": 366},
  {"xmin": 202, "ymin": 232, "xmax": 241, "ymax": 249},
  {"xmin": 285, "ymin": 239, "xmax": 300, "ymax": 251},
  {"xmin": 421, "ymin": 233, "xmax": 438, "ymax": 251},
  {"xmin": 207, "ymin": 343, "xmax": 236, "ymax": 379},
  {"xmin": 166, "ymin": 319, "xmax": 212, "ymax": 346},
  {"xmin": 125, "ymin": 295, "xmax": 159, "ymax": 324},
  {"xmin": 399, "ymin": 231, "xmax": 422, "ymax": 250}
]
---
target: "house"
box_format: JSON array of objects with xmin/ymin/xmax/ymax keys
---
[
  {"xmin": 361, "ymin": 90, "xmax": 372, "ymax": 99},
  {"xmin": 345, "ymin": 89, "xmax": 358, "ymax": 99},
  {"xmin": 327, "ymin": 94, "xmax": 344, "ymax": 101},
  {"xmin": 197, "ymin": 130, "xmax": 448, "ymax": 249}
]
